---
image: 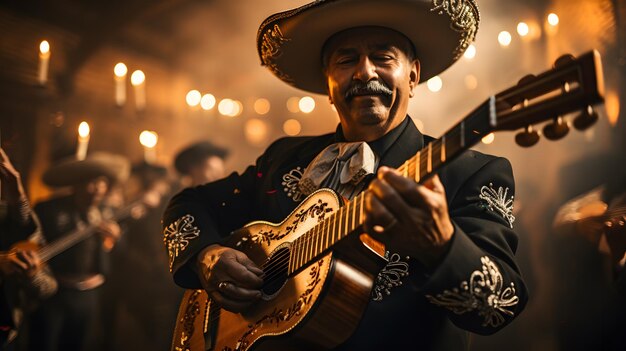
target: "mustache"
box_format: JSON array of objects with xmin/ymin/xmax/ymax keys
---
[{"xmin": 344, "ymin": 80, "xmax": 393, "ymax": 99}]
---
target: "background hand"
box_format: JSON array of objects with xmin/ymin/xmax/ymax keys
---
[
  {"xmin": 0, "ymin": 248, "xmax": 41, "ymax": 277},
  {"xmin": 364, "ymin": 167, "xmax": 454, "ymax": 268},
  {"xmin": 0, "ymin": 147, "xmax": 27, "ymax": 203},
  {"xmin": 97, "ymin": 220, "xmax": 122, "ymax": 251},
  {"xmin": 196, "ymin": 244, "xmax": 263, "ymax": 313}
]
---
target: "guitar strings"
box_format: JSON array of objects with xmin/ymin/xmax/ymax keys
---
[
  {"xmin": 199, "ymin": 113, "xmax": 492, "ymax": 325},
  {"xmin": 258, "ymin": 134, "xmax": 459, "ymax": 283}
]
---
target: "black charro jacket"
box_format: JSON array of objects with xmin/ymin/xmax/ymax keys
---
[{"xmin": 163, "ymin": 117, "xmax": 528, "ymax": 350}]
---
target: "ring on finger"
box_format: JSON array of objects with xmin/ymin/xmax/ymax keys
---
[{"xmin": 218, "ymin": 281, "xmax": 230, "ymax": 290}]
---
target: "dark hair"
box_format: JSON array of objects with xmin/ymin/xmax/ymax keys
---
[{"xmin": 174, "ymin": 141, "xmax": 229, "ymax": 175}]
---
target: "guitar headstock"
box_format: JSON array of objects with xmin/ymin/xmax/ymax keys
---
[{"xmin": 492, "ymin": 50, "xmax": 605, "ymax": 147}]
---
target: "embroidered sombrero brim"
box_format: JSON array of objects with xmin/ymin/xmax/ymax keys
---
[
  {"xmin": 257, "ymin": 0, "xmax": 479, "ymax": 94},
  {"xmin": 43, "ymin": 152, "xmax": 130, "ymax": 187}
]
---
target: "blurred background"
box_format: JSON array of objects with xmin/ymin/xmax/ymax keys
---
[{"xmin": 0, "ymin": 0, "xmax": 624, "ymax": 350}]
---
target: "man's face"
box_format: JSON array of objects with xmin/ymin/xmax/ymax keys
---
[
  {"xmin": 78, "ymin": 176, "xmax": 110, "ymax": 206},
  {"xmin": 324, "ymin": 27, "xmax": 419, "ymax": 141},
  {"xmin": 189, "ymin": 156, "xmax": 225, "ymax": 186}
]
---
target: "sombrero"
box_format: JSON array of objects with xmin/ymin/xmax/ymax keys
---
[
  {"xmin": 174, "ymin": 141, "xmax": 229, "ymax": 175},
  {"xmin": 257, "ymin": 0, "xmax": 480, "ymax": 94},
  {"xmin": 43, "ymin": 152, "xmax": 130, "ymax": 187}
]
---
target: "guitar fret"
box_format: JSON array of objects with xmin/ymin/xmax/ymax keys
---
[
  {"xmin": 415, "ymin": 151, "xmax": 421, "ymax": 183},
  {"xmin": 441, "ymin": 135, "xmax": 446, "ymax": 162},
  {"xmin": 351, "ymin": 197, "xmax": 357, "ymax": 231},
  {"xmin": 427, "ymin": 142, "xmax": 432, "ymax": 173},
  {"xmin": 307, "ymin": 230, "xmax": 314, "ymax": 263},
  {"xmin": 342, "ymin": 206, "xmax": 349, "ymax": 238},
  {"xmin": 313, "ymin": 226, "xmax": 322, "ymax": 257},
  {"xmin": 359, "ymin": 193, "xmax": 364, "ymax": 226}
]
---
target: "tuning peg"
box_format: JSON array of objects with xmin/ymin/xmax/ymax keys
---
[
  {"xmin": 518, "ymin": 74, "xmax": 536, "ymax": 86},
  {"xmin": 573, "ymin": 105, "xmax": 598, "ymax": 131},
  {"xmin": 554, "ymin": 54, "xmax": 575, "ymax": 68},
  {"xmin": 515, "ymin": 126, "xmax": 540, "ymax": 147},
  {"xmin": 543, "ymin": 116, "xmax": 570, "ymax": 140}
]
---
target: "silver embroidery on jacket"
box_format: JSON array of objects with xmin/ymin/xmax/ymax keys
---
[
  {"xmin": 163, "ymin": 214, "xmax": 200, "ymax": 272},
  {"xmin": 479, "ymin": 183, "xmax": 515, "ymax": 228},
  {"xmin": 425, "ymin": 256, "xmax": 519, "ymax": 328},
  {"xmin": 372, "ymin": 252, "xmax": 410, "ymax": 302},
  {"xmin": 282, "ymin": 167, "xmax": 304, "ymax": 202}
]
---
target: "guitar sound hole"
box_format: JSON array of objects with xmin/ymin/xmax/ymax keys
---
[{"xmin": 262, "ymin": 247, "xmax": 289, "ymax": 297}]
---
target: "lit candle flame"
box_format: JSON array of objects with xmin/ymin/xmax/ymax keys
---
[
  {"xmin": 114, "ymin": 63, "xmax": 128, "ymax": 77},
  {"xmin": 78, "ymin": 121, "xmax": 90, "ymax": 139},
  {"xmin": 139, "ymin": 130, "xmax": 158, "ymax": 148},
  {"xmin": 39, "ymin": 40, "xmax": 50, "ymax": 55},
  {"xmin": 131, "ymin": 70, "xmax": 145, "ymax": 86}
]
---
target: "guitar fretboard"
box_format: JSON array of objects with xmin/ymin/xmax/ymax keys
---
[{"xmin": 287, "ymin": 98, "xmax": 495, "ymax": 274}]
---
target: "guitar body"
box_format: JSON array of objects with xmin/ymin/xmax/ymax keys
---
[
  {"xmin": 170, "ymin": 50, "xmax": 606, "ymax": 351},
  {"xmin": 171, "ymin": 189, "xmax": 384, "ymax": 351}
]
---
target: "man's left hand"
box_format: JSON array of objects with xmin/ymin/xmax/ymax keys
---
[
  {"xmin": 97, "ymin": 220, "xmax": 122, "ymax": 251},
  {"xmin": 364, "ymin": 167, "xmax": 454, "ymax": 269}
]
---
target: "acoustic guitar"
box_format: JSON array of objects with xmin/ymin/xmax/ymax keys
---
[
  {"xmin": 10, "ymin": 198, "xmax": 147, "ymax": 265},
  {"xmin": 171, "ymin": 51, "xmax": 605, "ymax": 351}
]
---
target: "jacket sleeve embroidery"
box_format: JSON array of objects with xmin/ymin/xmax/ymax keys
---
[
  {"xmin": 281, "ymin": 167, "xmax": 304, "ymax": 202},
  {"xmin": 479, "ymin": 183, "xmax": 515, "ymax": 228},
  {"xmin": 425, "ymin": 256, "xmax": 519, "ymax": 327},
  {"xmin": 163, "ymin": 214, "xmax": 201, "ymax": 272},
  {"xmin": 371, "ymin": 252, "xmax": 409, "ymax": 302}
]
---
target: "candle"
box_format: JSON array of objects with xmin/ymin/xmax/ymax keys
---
[
  {"xmin": 139, "ymin": 130, "xmax": 158, "ymax": 164},
  {"xmin": 114, "ymin": 63, "xmax": 128, "ymax": 107},
  {"xmin": 76, "ymin": 121, "xmax": 90, "ymax": 161},
  {"xmin": 131, "ymin": 70, "xmax": 146, "ymax": 111},
  {"xmin": 38, "ymin": 40, "xmax": 51, "ymax": 85}
]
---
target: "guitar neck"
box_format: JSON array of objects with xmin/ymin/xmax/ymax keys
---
[
  {"xmin": 37, "ymin": 202, "xmax": 138, "ymax": 263},
  {"xmin": 287, "ymin": 99, "xmax": 496, "ymax": 274}
]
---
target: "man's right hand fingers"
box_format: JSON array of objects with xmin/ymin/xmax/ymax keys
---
[
  {"xmin": 211, "ymin": 291, "xmax": 259, "ymax": 313},
  {"xmin": 218, "ymin": 281, "xmax": 262, "ymax": 301},
  {"xmin": 219, "ymin": 259, "xmax": 264, "ymax": 289}
]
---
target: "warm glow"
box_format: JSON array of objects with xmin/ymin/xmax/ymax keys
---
[
  {"xmin": 245, "ymin": 118, "xmax": 269, "ymax": 145},
  {"xmin": 39, "ymin": 40, "xmax": 50, "ymax": 55},
  {"xmin": 481, "ymin": 133, "xmax": 495, "ymax": 144},
  {"xmin": 78, "ymin": 121, "xmax": 90, "ymax": 138},
  {"xmin": 254, "ymin": 98, "xmax": 271, "ymax": 115},
  {"xmin": 218, "ymin": 98, "xmax": 235, "ymax": 116},
  {"xmin": 606, "ymin": 91, "xmax": 620, "ymax": 127},
  {"xmin": 231, "ymin": 100, "xmax": 243, "ymax": 117},
  {"xmin": 130, "ymin": 70, "xmax": 145, "ymax": 86},
  {"xmin": 464, "ymin": 44, "xmax": 476, "ymax": 59},
  {"xmin": 299, "ymin": 96, "xmax": 316, "ymax": 113},
  {"xmin": 114, "ymin": 63, "xmax": 127, "ymax": 77},
  {"xmin": 498, "ymin": 31, "xmax": 512, "ymax": 47},
  {"xmin": 464, "ymin": 75, "xmax": 478, "ymax": 90},
  {"xmin": 201, "ymin": 94, "xmax": 216, "ymax": 110},
  {"xmin": 427, "ymin": 76, "xmax": 443, "ymax": 93},
  {"xmin": 186, "ymin": 90, "xmax": 201, "ymax": 107},
  {"xmin": 547, "ymin": 13, "xmax": 559, "ymax": 26},
  {"xmin": 287, "ymin": 97, "xmax": 300, "ymax": 113},
  {"xmin": 517, "ymin": 22, "xmax": 529, "ymax": 37},
  {"xmin": 283, "ymin": 119, "xmax": 302, "ymax": 136},
  {"xmin": 139, "ymin": 130, "xmax": 158, "ymax": 148}
]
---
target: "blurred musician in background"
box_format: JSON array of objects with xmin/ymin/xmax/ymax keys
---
[
  {"xmin": 174, "ymin": 141, "xmax": 228, "ymax": 187},
  {"xmin": 27, "ymin": 152, "xmax": 129, "ymax": 351},
  {"xmin": 103, "ymin": 161, "xmax": 181, "ymax": 351},
  {"xmin": 0, "ymin": 148, "xmax": 56, "ymax": 350},
  {"xmin": 553, "ymin": 169, "xmax": 626, "ymax": 351}
]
